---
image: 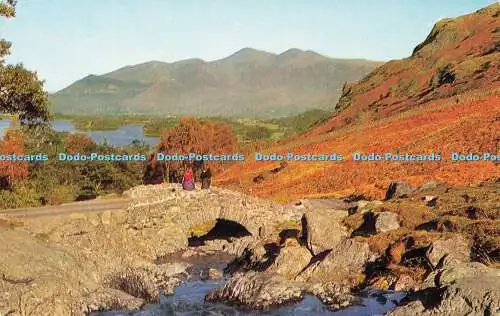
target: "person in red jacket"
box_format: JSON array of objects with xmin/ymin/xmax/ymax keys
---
[{"xmin": 182, "ymin": 168, "xmax": 195, "ymax": 191}]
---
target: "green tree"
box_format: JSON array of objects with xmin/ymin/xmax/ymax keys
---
[
  {"xmin": 0, "ymin": 0, "xmax": 51, "ymax": 123},
  {"xmin": 245, "ymin": 125, "xmax": 271, "ymax": 141}
]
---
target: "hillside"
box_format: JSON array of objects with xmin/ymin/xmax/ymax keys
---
[
  {"xmin": 216, "ymin": 3, "xmax": 500, "ymax": 201},
  {"xmin": 314, "ymin": 3, "xmax": 500, "ymax": 134},
  {"xmin": 50, "ymin": 49, "xmax": 381, "ymax": 118}
]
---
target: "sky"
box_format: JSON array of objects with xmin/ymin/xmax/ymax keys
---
[{"xmin": 1, "ymin": 0, "xmax": 497, "ymax": 92}]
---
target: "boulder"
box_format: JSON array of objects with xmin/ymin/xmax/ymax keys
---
[
  {"xmin": 206, "ymin": 268, "xmax": 222, "ymax": 280},
  {"xmin": 385, "ymin": 181, "xmax": 414, "ymax": 200},
  {"xmin": 427, "ymin": 235, "xmax": 471, "ymax": 268},
  {"xmin": 392, "ymin": 275, "xmax": 416, "ymax": 291},
  {"xmin": 205, "ymin": 271, "xmax": 304, "ymax": 309},
  {"xmin": 420, "ymin": 181, "xmax": 440, "ymax": 191},
  {"xmin": 424, "ymin": 195, "xmax": 438, "ymax": 207},
  {"xmin": 301, "ymin": 209, "xmax": 348, "ymax": 255},
  {"xmin": 296, "ymin": 239, "xmax": 372, "ymax": 285},
  {"xmin": 355, "ymin": 200, "xmax": 384, "ymax": 214},
  {"xmin": 84, "ymin": 288, "xmax": 145, "ymax": 313},
  {"xmin": 307, "ymin": 282, "xmax": 359, "ymax": 310},
  {"xmin": 389, "ymin": 262, "xmax": 500, "ymax": 316},
  {"xmin": 270, "ymin": 239, "xmax": 312, "ymax": 279},
  {"xmin": 375, "ymin": 211, "xmax": 400, "ymax": 233}
]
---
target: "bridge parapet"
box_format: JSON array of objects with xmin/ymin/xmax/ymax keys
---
[{"xmin": 124, "ymin": 184, "xmax": 302, "ymax": 237}]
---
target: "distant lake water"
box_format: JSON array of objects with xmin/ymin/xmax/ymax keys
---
[{"xmin": 0, "ymin": 119, "xmax": 159, "ymax": 147}]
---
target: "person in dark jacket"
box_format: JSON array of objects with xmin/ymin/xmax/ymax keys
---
[
  {"xmin": 182, "ymin": 168, "xmax": 195, "ymax": 191},
  {"xmin": 200, "ymin": 167, "xmax": 212, "ymax": 189}
]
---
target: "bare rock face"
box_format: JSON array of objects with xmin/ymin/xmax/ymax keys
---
[
  {"xmin": 426, "ymin": 235, "xmax": 471, "ymax": 268},
  {"xmin": 375, "ymin": 211, "xmax": 400, "ymax": 233},
  {"xmin": 205, "ymin": 271, "xmax": 304, "ymax": 309},
  {"xmin": 389, "ymin": 262, "xmax": 500, "ymax": 316},
  {"xmin": 301, "ymin": 209, "xmax": 349, "ymax": 255}
]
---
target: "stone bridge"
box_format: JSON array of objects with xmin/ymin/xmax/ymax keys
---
[{"xmin": 124, "ymin": 184, "xmax": 301, "ymax": 237}]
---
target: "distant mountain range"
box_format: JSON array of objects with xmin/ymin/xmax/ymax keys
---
[{"xmin": 50, "ymin": 48, "xmax": 382, "ymax": 118}]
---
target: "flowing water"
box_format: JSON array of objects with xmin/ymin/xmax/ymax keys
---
[{"xmin": 94, "ymin": 253, "xmax": 405, "ymax": 316}]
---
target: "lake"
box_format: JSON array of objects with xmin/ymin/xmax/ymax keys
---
[{"xmin": 0, "ymin": 119, "xmax": 159, "ymax": 147}]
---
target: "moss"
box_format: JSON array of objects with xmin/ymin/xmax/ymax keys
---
[
  {"xmin": 274, "ymin": 219, "xmax": 301, "ymax": 232},
  {"xmin": 186, "ymin": 220, "xmax": 217, "ymax": 237}
]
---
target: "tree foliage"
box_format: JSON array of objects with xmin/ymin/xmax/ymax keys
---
[
  {"xmin": 0, "ymin": 0, "xmax": 15, "ymax": 19},
  {"xmin": 0, "ymin": 129, "xmax": 28, "ymax": 186},
  {"xmin": 0, "ymin": 0, "xmax": 51, "ymax": 123},
  {"xmin": 64, "ymin": 133, "xmax": 95, "ymax": 154},
  {"xmin": 152, "ymin": 117, "xmax": 237, "ymax": 181},
  {"xmin": 245, "ymin": 125, "xmax": 271, "ymax": 141}
]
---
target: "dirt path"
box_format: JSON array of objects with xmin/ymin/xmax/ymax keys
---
[{"xmin": 0, "ymin": 198, "xmax": 130, "ymax": 218}]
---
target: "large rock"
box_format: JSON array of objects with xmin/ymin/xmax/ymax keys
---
[
  {"xmin": 296, "ymin": 239, "xmax": 372, "ymax": 285},
  {"xmin": 375, "ymin": 211, "xmax": 400, "ymax": 233},
  {"xmin": 307, "ymin": 282, "xmax": 359, "ymax": 310},
  {"xmin": 354, "ymin": 200, "xmax": 384, "ymax": 214},
  {"xmin": 270, "ymin": 239, "xmax": 313, "ymax": 279},
  {"xmin": 427, "ymin": 235, "xmax": 471, "ymax": 268},
  {"xmin": 301, "ymin": 209, "xmax": 348, "ymax": 255},
  {"xmin": 420, "ymin": 181, "xmax": 440, "ymax": 191},
  {"xmin": 385, "ymin": 181, "xmax": 414, "ymax": 200},
  {"xmin": 224, "ymin": 238, "xmax": 312, "ymax": 280},
  {"xmin": 389, "ymin": 262, "xmax": 500, "ymax": 316},
  {"xmin": 205, "ymin": 271, "xmax": 304, "ymax": 309},
  {"xmin": 84, "ymin": 288, "xmax": 145, "ymax": 313}
]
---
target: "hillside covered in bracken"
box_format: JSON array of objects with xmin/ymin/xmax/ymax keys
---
[{"xmin": 216, "ymin": 3, "xmax": 500, "ymax": 201}]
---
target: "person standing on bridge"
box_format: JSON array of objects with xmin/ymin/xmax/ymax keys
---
[
  {"xmin": 200, "ymin": 166, "xmax": 212, "ymax": 189},
  {"xmin": 182, "ymin": 168, "xmax": 195, "ymax": 191}
]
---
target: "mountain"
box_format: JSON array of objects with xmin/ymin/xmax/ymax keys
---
[
  {"xmin": 50, "ymin": 48, "xmax": 382, "ymax": 117},
  {"xmin": 313, "ymin": 3, "xmax": 500, "ymax": 133},
  {"xmin": 216, "ymin": 3, "xmax": 500, "ymax": 201}
]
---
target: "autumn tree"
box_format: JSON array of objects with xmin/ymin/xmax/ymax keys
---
[
  {"xmin": 64, "ymin": 133, "xmax": 95, "ymax": 154},
  {"xmin": 0, "ymin": 0, "xmax": 51, "ymax": 123},
  {"xmin": 151, "ymin": 117, "xmax": 237, "ymax": 182},
  {"xmin": 0, "ymin": 129, "xmax": 28, "ymax": 187}
]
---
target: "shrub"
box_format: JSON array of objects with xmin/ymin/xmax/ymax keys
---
[{"xmin": 44, "ymin": 184, "xmax": 76, "ymax": 205}]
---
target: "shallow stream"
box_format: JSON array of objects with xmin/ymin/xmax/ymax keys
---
[{"xmin": 95, "ymin": 253, "xmax": 404, "ymax": 316}]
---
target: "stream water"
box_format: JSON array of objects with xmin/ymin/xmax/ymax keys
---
[{"xmin": 95, "ymin": 253, "xmax": 405, "ymax": 316}]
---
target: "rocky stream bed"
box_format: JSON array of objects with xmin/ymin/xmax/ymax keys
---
[{"xmin": 0, "ymin": 180, "xmax": 498, "ymax": 315}]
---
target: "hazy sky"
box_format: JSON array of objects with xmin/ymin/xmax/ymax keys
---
[{"xmin": 1, "ymin": 0, "xmax": 496, "ymax": 92}]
